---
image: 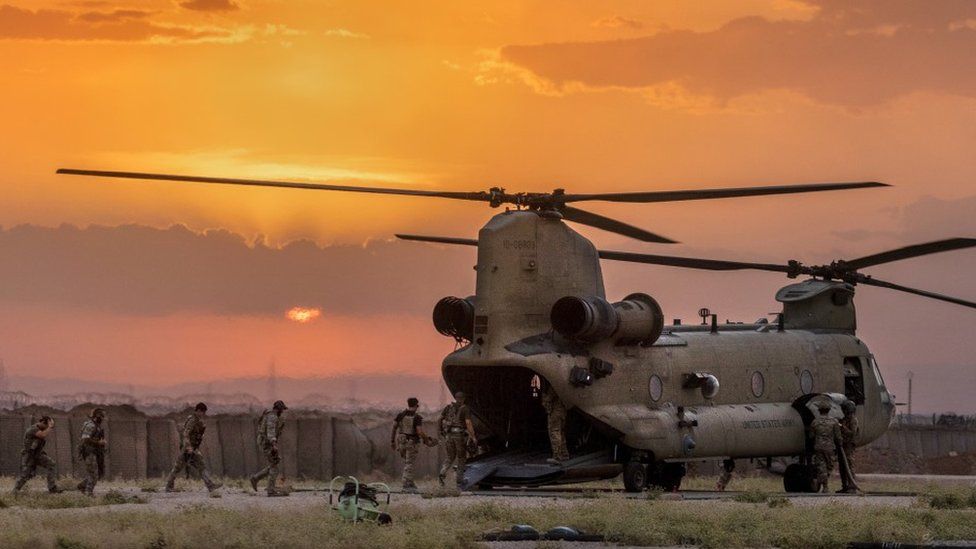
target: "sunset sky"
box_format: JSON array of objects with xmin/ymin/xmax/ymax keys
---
[{"xmin": 1, "ymin": 1, "xmax": 974, "ymax": 411}]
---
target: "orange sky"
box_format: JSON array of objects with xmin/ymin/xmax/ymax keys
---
[{"xmin": 1, "ymin": 1, "xmax": 974, "ymax": 410}]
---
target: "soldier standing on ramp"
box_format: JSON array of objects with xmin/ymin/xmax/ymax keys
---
[
  {"xmin": 540, "ymin": 382, "xmax": 570, "ymax": 465},
  {"xmin": 391, "ymin": 397, "xmax": 431, "ymax": 493},
  {"xmin": 164, "ymin": 402, "xmax": 222, "ymax": 495},
  {"xmin": 77, "ymin": 408, "xmax": 107, "ymax": 497},
  {"xmin": 250, "ymin": 400, "xmax": 288, "ymax": 496},
  {"xmin": 808, "ymin": 401, "xmax": 842, "ymax": 493},
  {"xmin": 438, "ymin": 391, "xmax": 477, "ymax": 489},
  {"xmin": 839, "ymin": 400, "xmax": 860, "ymax": 493},
  {"xmin": 13, "ymin": 416, "xmax": 63, "ymax": 494}
]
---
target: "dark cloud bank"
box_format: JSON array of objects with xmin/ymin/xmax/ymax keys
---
[
  {"xmin": 0, "ymin": 224, "xmax": 475, "ymax": 316},
  {"xmin": 502, "ymin": 0, "xmax": 976, "ymax": 106}
]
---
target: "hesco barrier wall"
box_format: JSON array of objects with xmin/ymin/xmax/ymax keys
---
[{"xmin": 0, "ymin": 409, "xmax": 445, "ymax": 481}]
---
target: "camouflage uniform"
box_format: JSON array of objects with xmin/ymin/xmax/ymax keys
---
[
  {"xmin": 809, "ymin": 414, "xmax": 841, "ymax": 492},
  {"xmin": 251, "ymin": 410, "xmax": 285, "ymax": 494},
  {"xmin": 13, "ymin": 424, "xmax": 59, "ymax": 493},
  {"xmin": 77, "ymin": 418, "xmax": 106, "ymax": 496},
  {"xmin": 839, "ymin": 414, "xmax": 859, "ymax": 472},
  {"xmin": 540, "ymin": 386, "xmax": 570, "ymax": 462},
  {"xmin": 438, "ymin": 402, "xmax": 471, "ymax": 488},
  {"xmin": 165, "ymin": 413, "xmax": 219, "ymax": 492},
  {"xmin": 392, "ymin": 409, "xmax": 423, "ymax": 489},
  {"xmin": 839, "ymin": 411, "xmax": 860, "ymax": 491},
  {"xmin": 716, "ymin": 459, "xmax": 735, "ymax": 491}
]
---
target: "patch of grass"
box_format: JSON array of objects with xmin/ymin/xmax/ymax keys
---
[
  {"xmin": 925, "ymin": 487, "xmax": 976, "ymax": 510},
  {"xmin": 732, "ymin": 490, "xmax": 770, "ymax": 503},
  {"xmin": 102, "ymin": 489, "xmax": 147, "ymax": 505},
  {"xmin": 2, "ymin": 496, "xmax": 975, "ymax": 549},
  {"xmin": 767, "ymin": 496, "xmax": 791, "ymax": 508}
]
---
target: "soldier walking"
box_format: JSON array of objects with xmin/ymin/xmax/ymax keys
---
[
  {"xmin": 540, "ymin": 382, "xmax": 570, "ymax": 464},
  {"xmin": 77, "ymin": 408, "xmax": 107, "ymax": 497},
  {"xmin": 438, "ymin": 391, "xmax": 477, "ymax": 489},
  {"xmin": 164, "ymin": 402, "xmax": 222, "ymax": 495},
  {"xmin": 839, "ymin": 400, "xmax": 860, "ymax": 493},
  {"xmin": 809, "ymin": 401, "xmax": 842, "ymax": 493},
  {"xmin": 391, "ymin": 397, "xmax": 430, "ymax": 492},
  {"xmin": 13, "ymin": 416, "xmax": 62, "ymax": 494},
  {"xmin": 250, "ymin": 400, "xmax": 288, "ymax": 496}
]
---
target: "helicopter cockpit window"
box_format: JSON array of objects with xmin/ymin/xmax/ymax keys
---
[
  {"xmin": 869, "ymin": 355, "xmax": 891, "ymax": 404},
  {"xmin": 843, "ymin": 357, "xmax": 865, "ymax": 405}
]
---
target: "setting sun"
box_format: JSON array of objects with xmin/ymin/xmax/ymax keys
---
[{"xmin": 286, "ymin": 306, "xmax": 321, "ymax": 323}]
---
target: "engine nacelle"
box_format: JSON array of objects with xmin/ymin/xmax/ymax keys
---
[
  {"xmin": 550, "ymin": 293, "xmax": 664, "ymax": 345},
  {"xmin": 433, "ymin": 296, "xmax": 476, "ymax": 341}
]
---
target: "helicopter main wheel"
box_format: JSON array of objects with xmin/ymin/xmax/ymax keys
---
[
  {"xmin": 783, "ymin": 463, "xmax": 819, "ymax": 493},
  {"xmin": 652, "ymin": 463, "xmax": 685, "ymax": 492},
  {"xmin": 623, "ymin": 462, "xmax": 648, "ymax": 492}
]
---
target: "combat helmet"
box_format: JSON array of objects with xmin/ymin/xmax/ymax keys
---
[{"xmin": 273, "ymin": 400, "xmax": 288, "ymax": 411}]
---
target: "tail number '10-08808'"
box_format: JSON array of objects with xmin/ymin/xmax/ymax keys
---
[{"xmin": 503, "ymin": 239, "xmax": 536, "ymax": 250}]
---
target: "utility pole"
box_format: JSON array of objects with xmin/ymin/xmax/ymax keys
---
[{"xmin": 907, "ymin": 371, "xmax": 914, "ymax": 417}]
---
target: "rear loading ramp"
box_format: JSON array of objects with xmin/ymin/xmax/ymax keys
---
[{"xmin": 462, "ymin": 448, "xmax": 619, "ymax": 489}]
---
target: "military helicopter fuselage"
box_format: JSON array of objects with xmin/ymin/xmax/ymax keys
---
[
  {"xmin": 436, "ymin": 210, "xmax": 894, "ymax": 488},
  {"xmin": 55, "ymin": 168, "xmax": 972, "ymax": 492}
]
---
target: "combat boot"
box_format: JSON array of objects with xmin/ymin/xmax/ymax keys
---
[
  {"xmin": 48, "ymin": 486, "xmax": 65, "ymax": 494},
  {"xmin": 267, "ymin": 489, "xmax": 289, "ymax": 497},
  {"xmin": 249, "ymin": 476, "xmax": 259, "ymax": 492},
  {"xmin": 438, "ymin": 473, "xmax": 446, "ymax": 487}
]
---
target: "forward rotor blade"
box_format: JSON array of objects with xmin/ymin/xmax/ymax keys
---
[
  {"xmin": 560, "ymin": 181, "xmax": 888, "ymax": 204},
  {"xmin": 561, "ymin": 205, "xmax": 677, "ymax": 243},
  {"xmin": 396, "ymin": 234, "xmax": 796, "ymax": 273},
  {"xmin": 858, "ymin": 276, "xmax": 976, "ymax": 309},
  {"xmin": 57, "ymin": 169, "xmax": 491, "ymax": 202},
  {"xmin": 843, "ymin": 238, "xmax": 976, "ymax": 270},
  {"xmin": 395, "ymin": 234, "xmax": 478, "ymax": 246},
  {"xmin": 595, "ymin": 250, "xmax": 795, "ymax": 273}
]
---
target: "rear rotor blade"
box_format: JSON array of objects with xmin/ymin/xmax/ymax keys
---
[
  {"xmin": 858, "ymin": 276, "xmax": 976, "ymax": 309},
  {"xmin": 596, "ymin": 249, "xmax": 796, "ymax": 274},
  {"xmin": 560, "ymin": 181, "xmax": 887, "ymax": 204},
  {"xmin": 395, "ymin": 234, "xmax": 478, "ymax": 247},
  {"xmin": 57, "ymin": 169, "xmax": 492, "ymax": 202},
  {"xmin": 843, "ymin": 238, "xmax": 976, "ymax": 270},
  {"xmin": 561, "ymin": 205, "xmax": 677, "ymax": 243}
]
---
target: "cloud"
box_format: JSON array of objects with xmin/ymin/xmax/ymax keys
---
[
  {"xmin": 324, "ymin": 28, "xmax": 369, "ymax": 39},
  {"xmin": 0, "ymin": 223, "xmax": 475, "ymax": 316},
  {"xmin": 178, "ymin": 0, "xmax": 239, "ymax": 11},
  {"xmin": 591, "ymin": 15, "xmax": 642, "ymax": 30},
  {"xmin": 76, "ymin": 9, "xmax": 152, "ymax": 23},
  {"xmin": 499, "ymin": 0, "xmax": 976, "ymax": 107},
  {"xmin": 0, "ymin": 4, "xmax": 238, "ymax": 43}
]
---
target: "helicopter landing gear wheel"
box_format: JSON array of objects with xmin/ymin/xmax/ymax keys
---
[
  {"xmin": 623, "ymin": 462, "xmax": 648, "ymax": 492},
  {"xmin": 783, "ymin": 463, "xmax": 819, "ymax": 493},
  {"xmin": 654, "ymin": 463, "xmax": 685, "ymax": 492}
]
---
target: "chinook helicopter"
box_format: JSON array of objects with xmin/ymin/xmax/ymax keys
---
[{"xmin": 57, "ymin": 168, "xmax": 976, "ymax": 492}]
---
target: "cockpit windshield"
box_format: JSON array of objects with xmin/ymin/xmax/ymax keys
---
[{"xmin": 869, "ymin": 355, "xmax": 890, "ymax": 404}]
